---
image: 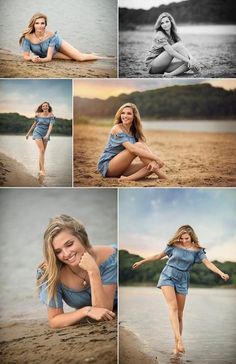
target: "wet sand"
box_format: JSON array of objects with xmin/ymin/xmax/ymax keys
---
[
  {"xmin": 0, "ymin": 151, "xmax": 40, "ymax": 187},
  {"xmin": 0, "ymin": 51, "xmax": 117, "ymax": 78},
  {"xmin": 0, "ymin": 319, "xmax": 117, "ymax": 364},
  {"xmin": 74, "ymin": 124, "xmax": 236, "ymax": 187}
]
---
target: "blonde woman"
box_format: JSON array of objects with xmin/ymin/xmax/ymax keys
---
[
  {"xmin": 145, "ymin": 12, "xmax": 200, "ymax": 76},
  {"xmin": 36, "ymin": 214, "xmax": 117, "ymax": 328},
  {"xmin": 19, "ymin": 13, "xmax": 106, "ymax": 63},
  {"xmin": 132, "ymin": 225, "xmax": 229, "ymax": 354},
  {"xmin": 97, "ymin": 103, "xmax": 166, "ymax": 181}
]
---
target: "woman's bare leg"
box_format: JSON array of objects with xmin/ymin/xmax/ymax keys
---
[
  {"xmin": 35, "ymin": 139, "xmax": 46, "ymax": 175},
  {"xmin": 58, "ymin": 40, "xmax": 107, "ymax": 61},
  {"xmin": 176, "ymin": 293, "xmax": 186, "ymax": 336},
  {"xmin": 106, "ymin": 149, "xmax": 137, "ymax": 177},
  {"xmin": 161, "ymin": 286, "xmax": 185, "ymax": 353}
]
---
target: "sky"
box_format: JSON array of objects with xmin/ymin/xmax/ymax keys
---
[
  {"xmin": 74, "ymin": 79, "xmax": 236, "ymax": 100},
  {"xmin": 0, "ymin": 80, "xmax": 72, "ymax": 118},
  {"xmin": 119, "ymin": 188, "xmax": 236, "ymax": 262},
  {"xmin": 119, "ymin": 0, "xmax": 185, "ymax": 10}
]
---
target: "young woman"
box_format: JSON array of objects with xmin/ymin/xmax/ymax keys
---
[
  {"xmin": 97, "ymin": 103, "xmax": 167, "ymax": 181},
  {"xmin": 26, "ymin": 101, "xmax": 55, "ymax": 176},
  {"xmin": 132, "ymin": 225, "xmax": 229, "ymax": 354},
  {"xmin": 145, "ymin": 12, "xmax": 200, "ymax": 77},
  {"xmin": 36, "ymin": 214, "xmax": 117, "ymax": 329},
  {"xmin": 19, "ymin": 13, "xmax": 106, "ymax": 63}
]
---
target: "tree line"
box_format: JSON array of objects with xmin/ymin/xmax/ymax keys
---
[
  {"xmin": 119, "ymin": 250, "xmax": 236, "ymax": 287},
  {"xmin": 0, "ymin": 113, "xmax": 72, "ymax": 135}
]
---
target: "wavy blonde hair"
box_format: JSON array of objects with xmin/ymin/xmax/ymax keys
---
[
  {"xmin": 35, "ymin": 101, "xmax": 53, "ymax": 113},
  {"xmin": 154, "ymin": 12, "xmax": 181, "ymax": 43},
  {"xmin": 19, "ymin": 13, "xmax": 48, "ymax": 45},
  {"xmin": 36, "ymin": 215, "xmax": 92, "ymax": 306},
  {"xmin": 114, "ymin": 103, "xmax": 145, "ymax": 141},
  {"xmin": 168, "ymin": 225, "xmax": 203, "ymax": 249}
]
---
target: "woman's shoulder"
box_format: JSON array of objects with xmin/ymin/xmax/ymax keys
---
[
  {"xmin": 155, "ymin": 30, "xmax": 166, "ymax": 39},
  {"xmin": 110, "ymin": 125, "xmax": 123, "ymax": 135},
  {"xmin": 94, "ymin": 245, "xmax": 117, "ymax": 266}
]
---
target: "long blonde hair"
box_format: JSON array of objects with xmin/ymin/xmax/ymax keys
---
[
  {"xmin": 114, "ymin": 103, "xmax": 146, "ymax": 141},
  {"xmin": 168, "ymin": 225, "xmax": 203, "ymax": 249},
  {"xmin": 36, "ymin": 215, "xmax": 92, "ymax": 306},
  {"xmin": 19, "ymin": 13, "xmax": 48, "ymax": 45},
  {"xmin": 154, "ymin": 12, "xmax": 181, "ymax": 43}
]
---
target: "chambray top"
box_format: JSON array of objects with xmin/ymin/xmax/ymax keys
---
[
  {"xmin": 37, "ymin": 248, "xmax": 117, "ymax": 309},
  {"xmin": 32, "ymin": 116, "xmax": 55, "ymax": 140},
  {"xmin": 22, "ymin": 31, "xmax": 62, "ymax": 58},
  {"xmin": 97, "ymin": 132, "xmax": 138, "ymax": 177},
  {"xmin": 164, "ymin": 245, "xmax": 207, "ymax": 271},
  {"xmin": 145, "ymin": 31, "xmax": 176, "ymax": 71}
]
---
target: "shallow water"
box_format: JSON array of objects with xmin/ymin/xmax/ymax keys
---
[
  {"xmin": 0, "ymin": 134, "xmax": 72, "ymax": 187},
  {"xmin": 120, "ymin": 286, "xmax": 236, "ymax": 364},
  {"xmin": 0, "ymin": 0, "xmax": 117, "ymax": 57},
  {"xmin": 119, "ymin": 25, "xmax": 236, "ymax": 78}
]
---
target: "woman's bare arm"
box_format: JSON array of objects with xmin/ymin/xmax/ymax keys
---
[
  {"xmin": 202, "ymin": 259, "xmax": 229, "ymax": 281},
  {"xmin": 123, "ymin": 141, "xmax": 161, "ymax": 163},
  {"xmin": 132, "ymin": 251, "xmax": 166, "ymax": 269},
  {"xmin": 26, "ymin": 121, "xmax": 37, "ymax": 139}
]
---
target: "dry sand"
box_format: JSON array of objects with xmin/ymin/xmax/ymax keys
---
[
  {"xmin": 74, "ymin": 124, "xmax": 236, "ymax": 187},
  {"xmin": 0, "ymin": 151, "xmax": 40, "ymax": 187},
  {"xmin": 0, "ymin": 319, "xmax": 117, "ymax": 364},
  {"xmin": 0, "ymin": 51, "xmax": 117, "ymax": 78}
]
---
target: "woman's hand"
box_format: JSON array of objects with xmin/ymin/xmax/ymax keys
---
[
  {"xmin": 79, "ymin": 251, "xmax": 99, "ymax": 273},
  {"xmin": 31, "ymin": 56, "xmax": 41, "ymax": 63},
  {"xmin": 25, "ymin": 134, "xmax": 29, "ymax": 140},
  {"xmin": 188, "ymin": 58, "xmax": 200, "ymax": 72},
  {"xmin": 132, "ymin": 261, "xmax": 143, "ymax": 269},
  {"xmin": 43, "ymin": 135, "xmax": 49, "ymax": 141},
  {"xmin": 86, "ymin": 307, "xmax": 116, "ymax": 321},
  {"xmin": 221, "ymin": 273, "xmax": 229, "ymax": 281}
]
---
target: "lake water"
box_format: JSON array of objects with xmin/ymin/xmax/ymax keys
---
[
  {"xmin": 0, "ymin": 134, "xmax": 72, "ymax": 187},
  {"xmin": 120, "ymin": 286, "xmax": 236, "ymax": 364},
  {"xmin": 142, "ymin": 120, "xmax": 236, "ymax": 133},
  {"xmin": 0, "ymin": 0, "xmax": 117, "ymax": 57},
  {"xmin": 0, "ymin": 188, "xmax": 117, "ymax": 322}
]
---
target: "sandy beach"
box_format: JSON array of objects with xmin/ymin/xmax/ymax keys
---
[
  {"xmin": 0, "ymin": 319, "xmax": 117, "ymax": 364},
  {"xmin": 0, "ymin": 151, "xmax": 40, "ymax": 187},
  {"xmin": 0, "ymin": 51, "xmax": 117, "ymax": 78},
  {"xmin": 74, "ymin": 124, "xmax": 236, "ymax": 187}
]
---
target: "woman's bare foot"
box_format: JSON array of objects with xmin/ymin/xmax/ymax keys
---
[
  {"xmin": 119, "ymin": 175, "xmax": 131, "ymax": 182},
  {"xmin": 153, "ymin": 167, "xmax": 167, "ymax": 179},
  {"xmin": 163, "ymin": 72, "xmax": 174, "ymax": 78},
  {"xmin": 39, "ymin": 170, "xmax": 46, "ymax": 176},
  {"xmin": 176, "ymin": 337, "xmax": 185, "ymax": 353}
]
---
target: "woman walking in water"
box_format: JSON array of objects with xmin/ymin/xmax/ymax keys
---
[
  {"xmin": 132, "ymin": 225, "xmax": 229, "ymax": 354},
  {"xmin": 19, "ymin": 13, "xmax": 106, "ymax": 63},
  {"xmin": 26, "ymin": 101, "xmax": 55, "ymax": 176},
  {"xmin": 145, "ymin": 12, "xmax": 200, "ymax": 77},
  {"xmin": 97, "ymin": 103, "xmax": 166, "ymax": 181}
]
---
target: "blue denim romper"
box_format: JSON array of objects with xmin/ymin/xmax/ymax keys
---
[
  {"xmin": 22, "ymin": 32, "xmax": 62, "ymax": 58},
  {"xmin": 97, "ymin": 132, "xmax": 138, "ymax": 177},
  {"xmin": 157, "ymin": 245, "xmax": 207, "ymax": 295},
  {"xmin": 37, "ymin": 248, "xmax": 117, "ymax": 309},
  {"xmin": 32, "ymin": 116, "xmax": 55, "ymax": 140}
]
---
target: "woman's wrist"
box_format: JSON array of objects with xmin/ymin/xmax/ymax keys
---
[{"xmin": 84, "ymin": 306, "xmax": 92, "ymax": 316}]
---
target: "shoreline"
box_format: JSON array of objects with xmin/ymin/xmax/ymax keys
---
[
  {"xmin": 0, "ymin": 318, "xmax": 117, "ymax": 364},
  {"xmin": 0, "ymin": 151, "xmax": 40, "ymax": 187},
  {"xmin": 0, "ymin": 50, "xmax": 117, "ymax": 78}
]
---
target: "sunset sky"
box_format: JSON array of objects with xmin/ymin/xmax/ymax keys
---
[
  {"xmin": 74, "ymin": 79, "xmax": 236, "ymax": 100},
  {"xmin": 119, "ymin": 188, "xmax": 236, "ymax": 262},
  {"xmin": 0, "ymin": 80, "xmax": 72, "ymax": 118}
]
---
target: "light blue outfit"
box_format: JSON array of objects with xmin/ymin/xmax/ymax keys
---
[
  {"xmin": 97, "ymin": 132, "xmax": 138, "ymax": 177},
  {"xmin": 22, "ymin": 32, "xmax": 62, "ymax": 58},
  {"xmin": 37, "ymin": 248, "xmax": 117, "ymax": 309},
  {"xmin": 157, "ymin": 245, "xmax": 207, "ymax": 295},
  {"xmin": 32, "ymin": 116, "xmax": 55, "ymax": 140}
]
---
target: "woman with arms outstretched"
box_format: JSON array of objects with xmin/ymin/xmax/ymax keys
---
[
  {"xmin": 145, "ymin": 12, "xmax": 200, "ymax": 77},
  {"xmin": 132, "ymin": 225, "xmax": 229, "ymax": 354},
  {"xmin": 19, "ymin": 13, "xmax": 106, "ymax": 63},
  {"xmin": 36, "ymin": 215, "xmax": 117, "ymax": 328},
  {"xmin": 97, "ymin": 103, "xmax": 166, "ymax": 181}
]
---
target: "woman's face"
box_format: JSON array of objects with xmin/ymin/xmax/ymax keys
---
[
  {"xmin": 179, "ymin": 233, "xmax": 192, "ymax": 245},
  {"xmin": 42, "ymin": 103, "xmax": 49, "ymax": 111},
  {"xmin": 34, "ymin": 18, "xmax": 46, "ymax": 32},
  {"xmin": 120, "ymin": 107, "xmax": 134, "ymax": 126},
  {"xmin": 52, "ymin": 229, "xmax": 86, "ymax": 266},
  {"xmin": 160, "ymin": 16, "xmax": 171, "ymax": 32}
]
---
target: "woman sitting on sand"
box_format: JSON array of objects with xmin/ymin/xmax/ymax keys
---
[
  {"xmin": 97, "ymin": 103, "xmax": 166, "ymax": 181},
  {"xmin": 36, "ymin": 214, "xmax": 117, "ymax": 328},
  {"xmin": 19, "ymin": 13, "xmax": 106, "ymax": 63},
  {"xmin": 145, "ymin": 12, "xmax": 200, "ymax": 77},
  {"xmin": 132, "ymin": 225, "xmax": 229, "ymax": 354},
  {"xmin": 26, "ymin": 101, "xmax": 55, "ymax": 176}
]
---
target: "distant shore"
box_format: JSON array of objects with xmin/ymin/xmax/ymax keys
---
[
  {"xmin": 0, "ymin": 151, "xmax": 40, "ymax": 187},
  {"xmin": 0, "ymin": 50, "xmax": 117, "ymax": 78}
]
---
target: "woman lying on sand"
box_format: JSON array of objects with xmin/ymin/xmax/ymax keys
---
[
  {"xmin": 19, "ymin": 13, "xmax": 107, "ymax": 63},
  {"xmin": 133, "ymin": 225, "xmax": 229, "ymax": 354},
  {"xmin": 36, "ymin": 215, "xmax": 117, "ymax": 328},
  {"xmin": 97, "ymin": 103, "xmax": 166, "ymax": 181},
  {"xmin": 145, "ymin": 12, "xmax": 200, "ymax": 77}
]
